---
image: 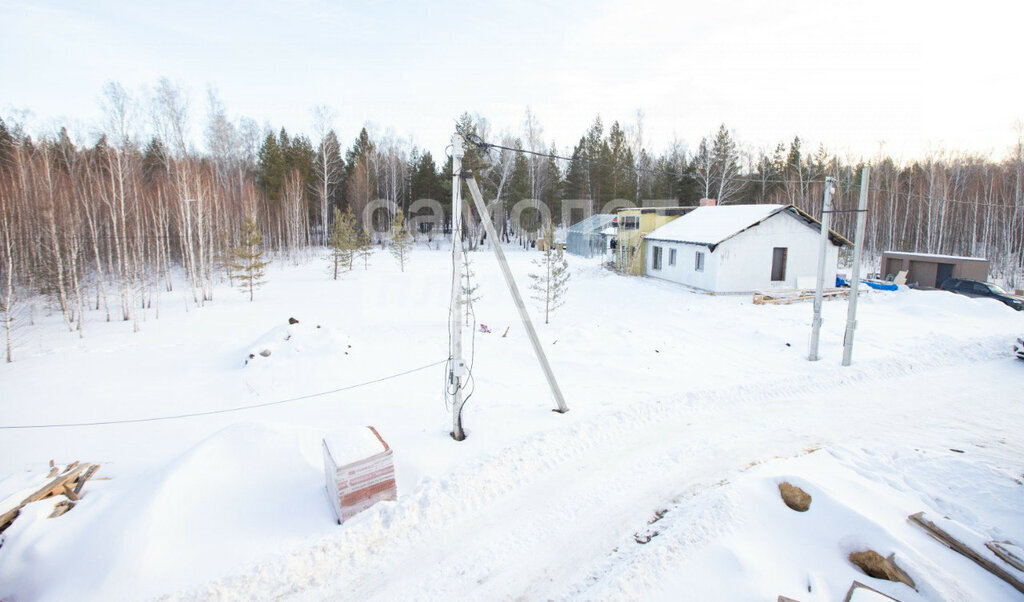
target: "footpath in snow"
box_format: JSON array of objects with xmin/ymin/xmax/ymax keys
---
[{"xmin": 0, "ymin": 248, "xmax": 1022, "ymax": 601}]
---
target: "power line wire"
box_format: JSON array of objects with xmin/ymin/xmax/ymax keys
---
[
  {"xmin": 456, "ymin": 127, "xmax": 828, "ymax": 186},
  {"xmin": 457, "ymin": 129, "xmax": 1024, "ymax": 212},
  {"xmin": 0, "ymin": 358, "xmax": 447, "ymax": 430}
]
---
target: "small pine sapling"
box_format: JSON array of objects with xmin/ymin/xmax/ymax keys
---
[
  {"xmin": 356, "ymin": 226, "xmax": 373, "ymax": 270},
  {"xmin": 529, "ymin": 223, "xmax": 570, "ymax": 324},
  {"xmin": 327, "ymin": 207, "xmax": 356, "ymax": 279},
  {"xmin": 230, "ymin": 214, "xmax": 269, "ymax": 301},
  {"xmin": 388, "ymin": 210, "xmax": 414, "ymax": 272},
  {"xmin": 461, "ymin": 252, "xmax": 482, "ymax": 326}
]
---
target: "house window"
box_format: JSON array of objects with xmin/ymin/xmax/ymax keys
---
[
  {"xmin": 619, "ymin": 216, "xmax": 639, "ymax": 230},
  {"xmin": 695, "ymin": 251, "xmax": 705, "ymax": 272},
  {"xmin": 771, "ymin": 247, "xmax": 787, "ymax": 281},
  {"xmin": 668, "ymin": 248, "xmax": 676, "ymax": 266},
  {"xmin": 652, "ymin": 246, "xmax": 662, "ymax": 270}
]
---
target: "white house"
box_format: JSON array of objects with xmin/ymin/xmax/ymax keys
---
[{"xmin": 643, "ymin": 204, "xmax": 851, "ymax": 293}]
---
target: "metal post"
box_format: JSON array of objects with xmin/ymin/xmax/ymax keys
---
[
  {"xmin": 842, "ymin": 167, "xmax": 870, "ymax": 366},
  {"xmin": 808, "ymin": 176, "xmax": 836, "ymax": 362},
  {"xmin": 463, "ymin": 174, "xmax": 569, "ymax": 413},
  {"xmin": 450, "ymin": 135, "xmax": 467, "ymax": 440}
]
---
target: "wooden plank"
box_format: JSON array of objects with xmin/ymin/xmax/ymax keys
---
[
  {"xmin": 908, "ymin": 512, "xmax": 1024, "ymax": 594},
  {"xmin": 62, "ymin": 485, "xmax": 80, "ymax": 502},
  {"xmin": 843, "ymin": 580, "xmax": 899, "ymax": 601},
  {"xmin": 0, "ymin": 463, "xmax": 90, "ymax": 535},
  {"xmin": 48, "ymin": 499, "xmax": 75, "ymax": 519},
  {"xmin": 73, "ymin": 464, "xmax": 100, "ymax": 497},
  {"xmin": 987, "ymin": 541, "xmax": 1024, "ymax": 573}
]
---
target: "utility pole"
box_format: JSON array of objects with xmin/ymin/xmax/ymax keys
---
[
  {"xmin": 808, "ymin": 176, "xmax": 836, "ymax": 362},
  {"xmin": 463, "ymin": 175, "xmax": 569, "ymax": 414},
  {"xmin": 449, "ymin": 135, "xmax": 468, "ymax": 440},
  {"xmin": 842, "ymin": 167, "xmax": 870, "ymax": 366}
]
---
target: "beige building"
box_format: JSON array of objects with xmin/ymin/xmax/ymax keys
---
[{"xmin": 614, "ymin": 207, "xmax": 694, "ymax": 274}]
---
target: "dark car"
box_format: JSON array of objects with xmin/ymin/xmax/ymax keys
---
[
  {"xmin": 940, "ymin": 278, "xmax": 1024, "ymax": 311},
  {"xmin": 1016, "ymin": 336, "xmax": 1024, "ymax": 360}
]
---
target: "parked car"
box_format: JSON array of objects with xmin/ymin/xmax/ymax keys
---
[
  {"xmin": 1016, "ymin": 336, "xmax": 1024, "ymax": 360},
  {"xmin": 940, "ymin": 278, "xmax": 1024, "ymax": 311}
]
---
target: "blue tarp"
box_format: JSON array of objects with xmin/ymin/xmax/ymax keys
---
[
  {"xmin": 836, "ymin": 276, "xmax": 898, "ymax": 291},
  {"xmin": 862, "ymin": 280, "xmax": 898, "ymax": 291}
]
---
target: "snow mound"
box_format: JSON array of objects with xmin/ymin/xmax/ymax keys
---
[
  {"xmin": 324, "ymin": 427, "xmax": 388, "ymax": 466},
  {"xmin": 578, "ymin": 448, "xmax": 1023, "ymax": 601},
  {"xmin": 243, "ymin": 320, "xmax": 353, "ymax": 367},
  {"xmin": 0, "ymin": 422, "xmax": 331, "ymax": 601}
]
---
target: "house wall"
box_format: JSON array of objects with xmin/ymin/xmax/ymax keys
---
[
  {"xmin": 616, "ymin": 210, "xmax": 685, "ymax": 274},
  {"xmin": 645, "ymin": 211, "xmax": 840, "ymax": 293},
  {"xmin": 646, "ymin": 240, "xmax": 719, "ymax": 291}
]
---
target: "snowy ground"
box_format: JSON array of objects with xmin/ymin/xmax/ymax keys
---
[{"xmin": 1, "ymin": 247, "xmax": 1022, "ymax": 601}]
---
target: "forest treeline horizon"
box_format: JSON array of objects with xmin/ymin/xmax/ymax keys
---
[{"xmin": 0, "ymin": 79, "xmax": 1022, "ymax": 355}]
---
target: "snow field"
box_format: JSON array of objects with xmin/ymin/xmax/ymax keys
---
[{"xmin": 0, "ymin": 247, "xmax": 1022, "ymax": 600}]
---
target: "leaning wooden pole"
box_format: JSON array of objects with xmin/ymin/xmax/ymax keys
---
[
  {"xmin": 463, "ymin": 173, "xmax": 569, "ymax": 414},
  {"xmin": 842, "ymin": 166, "xmax": 870, "ymax": 366}
]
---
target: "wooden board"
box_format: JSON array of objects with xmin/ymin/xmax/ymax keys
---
[
  {"xmin": 987, "ymin": 541, "xmax": 1024, "ymax": 574},
  {"xmin": 908, "ymin": 512, "xmax": 1024, "ymax": 594},
  {"xmin": 754, "ymin": 288, "xmax": 851, "ymax": 306},
  {"xmin": 843, "ymin": 580, "xmax": 899, "ymax": 601},
  {"xmin": 0, "ymin": 462, "xmax": 99, "ymax": 534}
]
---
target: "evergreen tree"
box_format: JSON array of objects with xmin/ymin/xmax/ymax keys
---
[
  {"xmin": 543, "ymin": 150, "xmax": 562, "ymax": 223},
  {"xmin": 141, "ymin": 136, "xmax": 167, "ymax": 180},
  {"xmin": 0, "ymin": 118, "xmax": 14, "ymax": 174},
  {"xmin": 257, "ymin": 133, "xmax": 286, "ymax": 201},
  {"xmin": 356, "ymin": 225, "xmax": 373, "ymax": 269},
  {"xmin": 283, "ymin": 132, "xmax": 315, "ymax": 188},
  {"xmin": 230, "ymin": 214, "xmax": 269, "ymax": 301},
  {"xmin": 607, "ymin": 121, "xmax": 637, "ymax": 201},
  {"xmin": 563, "ymin": 141, "xmax": 589, "ymax": 202},
  {"xmin": 327, "ymin": 207, "xmax": 356, "ymax": 279},
  {"xmin": 460, "ymin": 253, "xmax": 481, "ymax": 326},
  {"xmin": 710, "ymin": 124, "xmax": 742, "ymax": 204},
  {"xmin": 388, "ymin": 210, "xmax": 413, "ymax": 272},
  {"xmin": 529, "ymin": 223, "xmax": 570, "ymax": 324}
]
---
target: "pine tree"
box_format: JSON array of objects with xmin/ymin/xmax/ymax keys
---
[
  {"xmin": 328, "ymin": 206, "xmax": 356, "ymax": 279},
  {"xmin": 529, "ymin": 223, "xmax": 570, "ymax": 324},
  {"xmin": 230, "ymin": 214, "xmax": 269, "ymax": 301},
  {"xmin": 257, "ymin": 133, "xmax": 286, "ymax": 201},
  {"xmin": 388, "ymin": 210, "xmax": 413, "ymax": 272},
  {"xmin": 356, "ymin": 225, "xmax": 373, "ymax": 270},
  {"xmin": 461, "ymin": 253, "xmax": 482, "ymax": 326}
]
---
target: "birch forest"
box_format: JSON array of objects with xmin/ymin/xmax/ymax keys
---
[{"xmin": 1, "ymin": 80, "xmax": 1022, "ymax": 357}]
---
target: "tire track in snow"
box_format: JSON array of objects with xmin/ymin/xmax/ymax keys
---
[{"xmin": 169, "ymin": 336, "xmax": 1013, "ymax": 601}]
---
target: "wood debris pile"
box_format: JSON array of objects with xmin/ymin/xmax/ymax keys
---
[{"xmin": 0, "ymin": 460, "xmax": 101, "ymax": 537}]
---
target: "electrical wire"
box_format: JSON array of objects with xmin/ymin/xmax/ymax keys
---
[
  {"xmin": 0, "ymin": 359, "xmax": 447, "ymax": 430},
  {"xmin": 456, "ymin": 127, "xmax": 1024, "ymax": 213},
  {"xmin": 455, "ymin": 125, "xmax": 839, "ymax": 187}
]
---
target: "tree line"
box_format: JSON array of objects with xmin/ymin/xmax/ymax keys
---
[{"xmin": 1, "ymin": 79, "xmax": 1022, "ymax": 360}]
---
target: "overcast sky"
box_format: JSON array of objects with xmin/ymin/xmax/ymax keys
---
[{"xmin": 3, "ymin": 0, "xmax": 1023, "ymax": 161}]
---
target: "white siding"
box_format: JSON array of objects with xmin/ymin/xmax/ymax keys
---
[
  {"xmin": 647, "ymin": 240, "xmax": 718, "ymax": 291},
  {"xmin": 645, "ymin": 211, "xmax": 840, "ymax": 293}
]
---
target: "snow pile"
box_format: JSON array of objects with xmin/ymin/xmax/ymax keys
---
[
  {"xmin": 578, "ymin": 447, "xmax": 1024, "ymax": 601},
  {"xmin": 323, "ymin": 427, "xmax": 387, "ymax": 465},
  {"xmin": 0, "ymin": 422, "xmax": 332, "ymax": 601},
  {"xmin": 243, "ymin": 319, "xmax": 353, "ymax": 367}
]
